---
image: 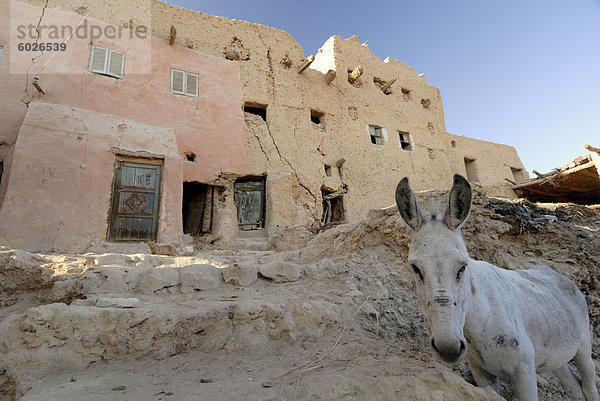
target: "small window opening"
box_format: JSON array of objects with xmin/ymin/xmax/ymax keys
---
[
  {"xmin": 401, "ymin": 88, "xmax": 411, "ymax": 100},
  {"xmin": 451, "ymin": 140, "xmax": 457, "ymax": 148},
  {"xmin": 310, "ymin": 109, "xmax": 324, "ymax": 125},
  {"xmin": 182, "ymin": 182, "xmax": 214, "ymax": 236},
  {"xmin": 464, "ymin": 158, "xmax": 479, "ymax": 182},
  {"xmin": 324, "ymin": 164, "xmax": 332, "ymax": 177},
  {"xmin": 243, "ymin": 103, "xmax": 267, "ymax": 121},
  {"xmin": 184, "ymin": 152, "xmax": 196, "ymax": 162},
  {"xmin": 347, "ymin": 66, "xmax": 363, "ymax": 87},
  {"xmin": 510, "ymin": 167, "xmax": 527, "ymax": 184},
  {"xmin": 421, "ymin": 99, "xmax": 431, "ymax": 108},
  {"xmin": 321, "ymin": 189, "xmax": 344, "ymax": 225},
  {"xmin": 369, "ymin": 125, "xmax": 384, "ymax": 145},
  {"xmin": 398, "ymin": 131, "xmax": 413, "ymax": 151}
]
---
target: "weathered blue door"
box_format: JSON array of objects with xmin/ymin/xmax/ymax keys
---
[
  {"xmin": 108, "ymin": 160, "xmax": 162, "ymax": 240},
  {"xmin": 234, "ymin": 179, "xmax": 265, "ymax": 230}
]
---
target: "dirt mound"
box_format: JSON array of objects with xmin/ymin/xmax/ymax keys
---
[{"xmin": 0, "ymin": 190, "xmax": 599, "ymax": 400}]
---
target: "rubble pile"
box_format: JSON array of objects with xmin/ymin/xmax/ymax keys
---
[{"xmin": 0, "ymin": 190, "xmax": 598, "ymax": 400}]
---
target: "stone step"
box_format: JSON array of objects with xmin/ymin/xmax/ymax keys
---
[{"xmin": 0, "ymin": 296, "xmax": 341, "ymax": 394}]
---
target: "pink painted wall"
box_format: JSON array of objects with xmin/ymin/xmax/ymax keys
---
[
  {"xmin": 1, "ymin": 0, "xmax": 248, "ymax": 189},
  {"xmin": 0, "ymin": 102, "xmax": 183, "ymax": 252},
  {"xmin": 0, "ymin": 1, "xmax": 249, "ymax": 250}
]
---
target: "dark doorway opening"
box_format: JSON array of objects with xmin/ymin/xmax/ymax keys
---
[
  {"xmin": 182, "ymin": 182, "xmax": 214, "ymax": 236},
  {"xmin": 321, "ymin": 189, "xmax": 344, "ymax": 225}
]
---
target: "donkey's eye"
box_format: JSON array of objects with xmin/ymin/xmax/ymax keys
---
[
  {"xmin": 456, "ymin": 264, "xmax": 467, "ymax": 281},
  {"xmin": 411, "ymin": 264, "xmax": 424, "ymax": 281}
]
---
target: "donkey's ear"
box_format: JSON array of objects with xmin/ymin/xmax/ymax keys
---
[
  {"xmin": 443, "ymin": 174, "xmax": 472, "ymax": 231},
  {"xmin": 396, "ymin": 177, "xmax": 425, "ymax": 230}
]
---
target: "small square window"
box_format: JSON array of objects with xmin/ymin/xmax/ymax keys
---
[
  {"xmin": 369, "ymin": 125, "xmax": 384, "ymax": 145},
  {"xmin": 401, "ymin": 88, "xmax": 411, "ymax": 100},
  {"xmin": 89, "ymin": 46, "xmax": 125, "ymax": 79},
  {"xmin": 171, "ymin": 69, "xmax": 198, "ymax": 97},
  {"xmin": 310, "ymin": 110, "xmax": 323, "ymax": 125},
  {"xmin": 398, "ymin": 131, "xmax": 412, "ymax": 151},
  {"xmin": 244, "ymin": 103, "xmax": 267, "ymax": 121}
]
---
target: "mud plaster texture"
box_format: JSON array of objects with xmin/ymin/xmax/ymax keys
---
[
  {"xmin": 0, "ymin": 189, "xmax": 598, "ymax": 401},
  {"xmin": 4, "ymin": 0, "xmax": 528, "ymax": 240}
]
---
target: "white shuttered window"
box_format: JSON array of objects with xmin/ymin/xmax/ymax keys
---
[
  {"xmin": 171, "ymin": 69, "xmax": 198, "ymax": 97},
  {"xmin": 89, "ymin": 46, "xmax": 125, "ymax": 79}
]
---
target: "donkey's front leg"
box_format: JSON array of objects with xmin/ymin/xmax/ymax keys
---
[
  {"xmin": 469, "ymin": 362, "xmax": 500, "ymax": 394},
  {"xmin": 512, "ymin": 360, "xmax": 538, "ymax": 401}
]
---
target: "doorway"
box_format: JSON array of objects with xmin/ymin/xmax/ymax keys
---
[
  {"xmin": 182, "ymin": 182, "xmax": 214, "ymax": 236},
  {"xmin": 234, "ymin": 178, "xmax": 265, "ymax": 231},
  {"xmin": 108, "ymin": 159, "xmax": 162, "ymax": 241}
]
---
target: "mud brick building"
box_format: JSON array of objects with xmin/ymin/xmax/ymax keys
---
[{"xmin": 0, "ymin": 0, "xmax": 528, "ymax": 251}]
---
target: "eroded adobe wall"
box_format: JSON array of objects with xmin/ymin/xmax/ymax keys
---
[
  {"xmin": 0, "ymin": 102, "xmax": 182, "ymax": 252},
  {"xmin": 11, "ymin": 0, "xmax": 528, "ymax": 233}
]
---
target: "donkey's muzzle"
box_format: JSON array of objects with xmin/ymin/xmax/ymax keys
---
[{"xmin": 431, "ymin": 337, "xmax": 467, "ymax": 363}]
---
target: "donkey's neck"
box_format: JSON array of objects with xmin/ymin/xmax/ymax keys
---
[{"xmin": 463, "ymin": 260, "xmax": 512, "ymax": 336}]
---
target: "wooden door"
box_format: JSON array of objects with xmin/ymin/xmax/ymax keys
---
[
  {"xmin": 234, "ymin": 179, "xmax": 265, "ymax": 231},
  {"xmin": 108, "ymin": 159, "xmax": 162, "ymax": 240}
]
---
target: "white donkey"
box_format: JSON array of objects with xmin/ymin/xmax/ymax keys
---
[{"xmin": 395, "ymin": 174, "xmax": 598, "ymax": 401}]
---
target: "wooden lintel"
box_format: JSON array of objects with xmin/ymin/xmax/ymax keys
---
[
  {"xmin": 325, "ymin": 69, "xmax": 336, "ymax": 85},
  {"xmin": 169, "ymin": 26, "xmax": 177, "ymax": 46},
  {"xmin": 298, "ymin": 55, "xmax": 315, "ymax": 74},
  {"xmin": 381, "ymin": 78, "xmax": 396, "ymax": 93}
]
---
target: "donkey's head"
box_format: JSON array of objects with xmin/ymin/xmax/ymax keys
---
[{"xmin": 396, "ymin": 174, "xmax": 472, "ymax": 363}]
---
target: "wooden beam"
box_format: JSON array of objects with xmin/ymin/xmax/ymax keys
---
[
  {"xmin": 380, "ymin": 78, "xmax": 396, "ymax": 93},
  {"xmin": 584, "ymin": 143, "xmax": 600, "ymax": 154},
  {"xmin": 324, "ymin": 69, "xmax": 336, "ymax": 85},
  {"xmin": 348, "ymin": 65, "xmax": 363, "ymax": 83},
  {"xmin": 169, "ymin": 26, "xmax": 177, "ymax": 46},
  {"xmin": 298, "ymin": 55, "xmax": 315, "ymax": 74}
]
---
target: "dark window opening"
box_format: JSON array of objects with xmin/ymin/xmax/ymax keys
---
[
  {"xmin": 369, "ymin": 125, "xmax": 384, "ymax": 145},
  {"xmin": 184, "ymin": 152, "xmax": 196, "ymax": 162},
  {"xmin": 398, "ymin": 131, "xmax": 412, "ymax": 151},
  {"xmin": 401, "ymin": 88, "xmax": 411, "ymax": 100},
  {"xmin": 324, "ymin": 164, "xmax": 332, "ymax": 177},
  {"xmin": 321, "ymin": 190, "xmax": 344, "ymax": 225},
  {"xmin": 310, "ymin": 109, "xmax": 324, "ymax": 125},
  {"xmin": 511, "ymin": 167, "xmax": 527, "ymax": 184},
  {"xmin": 464, "ymin": 158, "xmax": 479, "ymax": 182},
  {"xmin": 182, "ymin": 182, "xmax": 214, "ymax": 236},
  {"xmin": 243, "ymin": 103, "xmax": 267, "ymax": 121}
]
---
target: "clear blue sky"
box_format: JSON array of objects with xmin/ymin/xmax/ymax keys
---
[{"xmin": 170, "ymin": 0, "xmax": 600, "ymax": 175}]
